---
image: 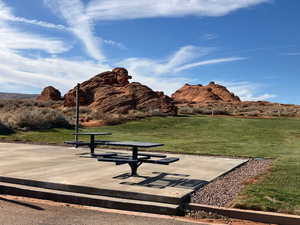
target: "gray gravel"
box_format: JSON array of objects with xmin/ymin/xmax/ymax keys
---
[{"xmin": 191, "ymin": 159, "xmax": 272, "ymax": 207}]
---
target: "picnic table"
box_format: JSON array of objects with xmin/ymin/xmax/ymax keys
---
[
  {"xmin": 65, "ymin": 133, "xmax": 179, "ymax": 176},
  {"xmin": 65, "ymin": 132, "xmax": 112, "ymax": 155},
  {"xmin": 96, "ymin": 141, "xmax": 179, "ymax": 176}
]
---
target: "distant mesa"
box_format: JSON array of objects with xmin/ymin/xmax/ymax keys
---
[
  {"xmin": 63, "ymin": 68, "xmax": 177, "ymax": 115},
  {"xmin": 37, "ymin": 86, "xmax": 62, "ymax": 101},
  {"xmin": 0, "ymin": 92, "xmax": 37, "ymax": 100},
  {"xmin": 172, "ymin": 82, "xmax": 241, "ymax": 104}
]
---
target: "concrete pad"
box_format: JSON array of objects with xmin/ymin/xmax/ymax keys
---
[{"xmin": 0, "ymin": 143, "xmax": 247, "ymax": 204}]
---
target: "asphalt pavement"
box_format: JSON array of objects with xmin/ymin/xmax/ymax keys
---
[{"xmin": 0, "ymin": 195, "xmax": 214, "ymax": 225}]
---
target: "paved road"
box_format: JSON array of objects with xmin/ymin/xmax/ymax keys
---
[{"xmin": 0, "ymin": 196, "xmax": 213, "ymax": 225}]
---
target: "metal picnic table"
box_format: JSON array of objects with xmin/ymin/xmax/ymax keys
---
[
  {"xmin": 65, "ymin": 132, "xmax": 112, "ymax": 155},
  {"xmin": 65, "ymin": 132, "xmax": 179, "ymax": 176}
]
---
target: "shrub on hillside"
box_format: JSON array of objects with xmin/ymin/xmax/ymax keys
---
[
  {"xmin": 89, "ymin": 109, "xmax": 150, "ymax": 125},
  {"xmin": 0, "ymin": 99, "xmax": 62, "ymax": 112},
  {"xmin": 178, "ymin": 106, "xmax": 230, "ymax": 115},
  {"xmin": 0, "ymin": 122, "xmax": 13, "ymax": 135},
  {"xmin": 0, "ymin": 108, "xmax": 71, "ymax": 130}
]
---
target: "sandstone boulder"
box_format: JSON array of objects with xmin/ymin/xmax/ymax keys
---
[
  {"xmin": 37, "ymin": 86, "xmax": 62, "ymax": 101},
  {"xmin": 64, "ymin": 68, "xmax": 177, "ymax": 115},
  {"xmin": 171, "ymin": 82, "xmax": 241, "ymax": 104}
]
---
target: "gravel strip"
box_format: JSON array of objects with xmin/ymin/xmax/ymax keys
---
[{"xmin": 191, "ymin": 159, "xmax": 272, "ymax": 207}]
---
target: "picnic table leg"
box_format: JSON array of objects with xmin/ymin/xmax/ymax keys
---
[
  {"xmin": 130, "ymin": 146, "xmax": 139, "ymax": 176},
  {"xmin": 90, "ymin": 134, "xmax": 95, "ymax": 155}
]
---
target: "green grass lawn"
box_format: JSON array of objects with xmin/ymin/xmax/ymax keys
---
[{"xmin": 1, "ymin": 115, "xmax": 300, "ymax": 214}]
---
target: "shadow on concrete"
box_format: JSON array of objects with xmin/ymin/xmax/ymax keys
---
[
  {"xmin": 0, "ymin": 196, "xmax": 44, "ymax": 211},
  {"xmin": 114, "ymin": 172, "xmax": 208, "ymax": 189}
]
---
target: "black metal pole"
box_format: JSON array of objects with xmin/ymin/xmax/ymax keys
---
[
  {"xmin": 75, "ymin": 83, "xmax": 80, "ymax": 147},
  {"xmin": 90, "ymin": 134, "xmax": 95, "ymax": 155},
  {"xmin": 131, "ymin": 146, "xmax": 138, "ymax": 176}
]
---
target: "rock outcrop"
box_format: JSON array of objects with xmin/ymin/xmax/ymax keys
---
[
  {"xmin": 37, "ymin": 86, "xmax": 62, "ymax": 101},
  {"xmin": 64, "ymin": 68, "xmax": 177, "ymax": 115},
  {"xmin": 172, "ymin": 82, "xmax": 241, "ymax": 104}
]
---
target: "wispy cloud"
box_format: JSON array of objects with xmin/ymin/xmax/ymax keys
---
[
  {"xmin": 119, "ymin": 46, "xmax": 244, "ymax": 75},
  {"xmin": 118, "ymin": 46, "xmax": 246, "ymax": 95},
  {"xmin": 0, "ymin": 0, "xmax": 108, "ymax": 93},
  {"xmin": 155, "ymin": 45, "xmax": 214, "ymax": 74},
  {"xmin": 0, "ymin": 0, "xmax": 269, "ymax": 101},
  {"xmin": 0, "ymin": 2, "xmax": 70, "ymax": 55},
  {"xmin": 0, "ymin": 24, "xmax": 70, "ymax": 54},
  {"xmin": 45, "ymin": 0, "xmax": 106, "ymax": 61},
  {"xmin": 86, "ymin": 0, "xmax": 270, "ymax": 21},
  {"xmin": 103, "ymin": 39, "xmax": 127, "ymax": 50},
  {"xmin": 202, "ymin": 33, "xmax": 218, "ymax": 40},
  {"xmin": 0, "ymin": 47, "xmax": 110, "ymax": 93},
  {"xmin": 174, "ymin": 57, "xmax": 246, "ymax": 72},
  {"xmin": 221, "ymin": 81, "xmax": 276, "ymax": 101},
  {"xmin": 0, "ymin": 0, "xmax": 66, "ymax": 30},
  {"xmin": 282, "ymin": 52, "xmax": 300, "ymax": 56}
]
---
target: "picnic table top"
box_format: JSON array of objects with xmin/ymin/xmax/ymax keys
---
[
  {"xmin": 100, "ymin": 141, "xmax": 164, "ymax": 148},
  {"xmin": 73, "ymin": 132, "xmax": 112, "ymax": 136}
]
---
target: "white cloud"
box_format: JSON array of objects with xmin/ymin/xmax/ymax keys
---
[
  {"xmin": 0, "ymin": 24, "xmax": 70, "ymax": 54},
  {"xmin": 0, "ymin": 0, "xmax": 109, "ymax": 93},
  {"xmin": 45, "ymin": 0, "xmax": 105, "ymax": 61},
  {"xmin": 155, "ymin": 45, "xmax": 213, "ymax": 74},
  {"xmin": 2, "ymin": 15, "xmax": 67, "ymax": 30},
  {"xmin": 202, "ymin": 33, "xmax": 218, "ymax": 40},
  {"xmin": 220, "ymin": 81, "xmax": 276, "ymax": 101},
  {"xmin": 283, "ymin": 52, "xmax": 300, "ymax": 56},
  {"xmin": 0, "ymin": 0, "xmax": 66, "ymax": 30},
  {"xmin": 0, "ymin": 48, "xmax": 110, "ymax": 93},
  {"xmin": 118, "ymin": 46, "xmax": 246, "ymax": 95},
  {"xmin": 120, "ymin": 61, "xmax": 189, "ymax": 95},
  {"xmin": 87, "ymin": 0, "xmax": 269, "ymax": 21},
  {"xmin": 103, "ymin": 39, "xmax": 127, "ymax": 50},
  {"xmin": 119, "ymin": 45, "xmax": 243, "ymax": 76},
  {"xmin": 174, "ymin": 57, "xmax": 246, "ymax": 72},
  {"xmin": 0, "ymin": 0, "xmax": 70, "ymax": 54},
  {"xmin": 0, "ymin": 0, "xmax": 269, "ymax": 101},
  {"xmin": 43, "ymin": 0, "xmax": 269, "ymax": 62}
]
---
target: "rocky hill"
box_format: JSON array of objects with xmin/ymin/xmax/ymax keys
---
[
  {"xmin": 50, "ymin": 68, "xmax": 177, "ymax": 115},
  {"xmin": 172, "ymin": 82, "xmax": 240, "ymax": 104},
  {"xmin": 36, "ymin": 86, "xmax": 62, "ymax": 101}
]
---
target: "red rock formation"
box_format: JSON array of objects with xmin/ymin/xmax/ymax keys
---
[
  {"xmin": 37, "ymin": 86, "xmax": 62, "ymax": 101},
  {"xmin": 64, "ymin": 68, "xmax": 177, "ymax": 115},
  {"xmin": 172, "ymin": 82, "xmax": 240, "ymax": 104}
]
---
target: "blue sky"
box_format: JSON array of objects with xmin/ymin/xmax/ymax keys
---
[{"xmin": 0, "ymin": 0, "xmax": 299, "ymax": 103}]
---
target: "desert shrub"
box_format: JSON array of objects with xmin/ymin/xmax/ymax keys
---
[
  {"xmin": 178, "ymin": 107, "xmax": 196, "ymax": 115},
  {"xmin": 178, "ymin": 106, "xmax": 230, "ymax": 115},
  {"xmin": 104, "ymin": 114, "xmax": 129, "ymax": 125},
  {"xmin": 0, "ymin": 108, "xmax": 71, "ymax": 130},
  {"xmin": 243, "ymin": 111, "xmax": 259, "ymax": 117},
  {"xmin": 0, "ymin": 122, "xmax": 13, "ymax": 135},
  {"xmin": 89, "ymin": 109, "xmax": 150, "ymax": 125},
  {"xmin": 0, "ymin": 99, "xmax": 62, "ymax": 113}
]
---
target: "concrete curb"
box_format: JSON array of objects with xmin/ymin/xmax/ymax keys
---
[
  {"xmin": 188, "ymin": 203, "xmax": 300, "ymax": 225},
  {"xmin": 0, "ymin": 183, "xmax": 182, "ymax": 216},
  {"xmin": 0, "ymin": 176, "xmax": 184, "ymax": 204}
]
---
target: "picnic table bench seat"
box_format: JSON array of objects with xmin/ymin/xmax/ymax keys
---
[
  {"xmin": 64, "ymin": 141, "xmax": 90, "ymax": 146},
  {"xmin": 97, "ymin": 157, "xmax": 138, "ymax": 163},
  {"xmin": 141, "ymin": 157, "xmax": 179, "ymax": 165}
]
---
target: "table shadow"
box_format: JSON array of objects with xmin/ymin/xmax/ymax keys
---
[
  {"xmin": 0, "ymin": 197, "xmax": 44, "ymax": 211},
  {"xmin": 113, "ymin": 172, "xmax": 208, "ymax": 190}
]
